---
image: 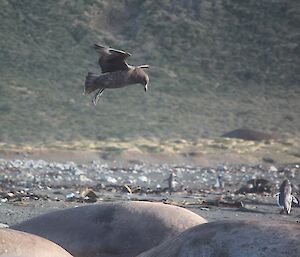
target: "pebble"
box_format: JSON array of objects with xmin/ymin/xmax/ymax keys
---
[
  {"xmin": 269, "ymin": 165, "xmax": 278, "ymax": 172},
  {"xmin": 138, "ymin": 176, "xmax": 148, "ymax": 183},
  {"xmin": 106, "ymin": 176, "xmax": 117, "ymax": 184},
  {"xmin": 0, "ymin": 159, "xmax": 299, "ymax": 198}
]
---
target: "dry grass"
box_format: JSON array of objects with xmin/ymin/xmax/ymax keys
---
[{"xmin": 1, "ymin": 137, "xmax": 299, "ymax": 164}]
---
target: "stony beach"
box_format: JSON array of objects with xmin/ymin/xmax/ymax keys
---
[{"xmin": 0, "ymin": 143, "xmax": 299, "ymax": 227}]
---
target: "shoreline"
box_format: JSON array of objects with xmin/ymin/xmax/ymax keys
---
[{"xmin": 0, "ymin": 143, "xmax": 299, "ymax": 229}]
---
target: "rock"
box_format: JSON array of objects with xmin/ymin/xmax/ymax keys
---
[
  {"xmin": 81, "ymin": 188, "xmax": 98, "ymax": 203},
  {"xmin": 0, "ymin": 228, "xmax": 73, "ymax": 257},
  {"xmin": 105, "ymin": 176, "xmax": 117, "ymax": 184},
  {"xmin": 236, "ymin": 178, "xmax": 273, "ymax": 194},
  {"xmin": 138, "ymin": 175, "xmax": 149, "ymax": 183},
  {"xmin": 269, "ymin": 165, "xmax": 278, "ymax": 172},
  {"xmin": 13, "ymin": 201, "xmax": 206, "ymax": 257},
  {"xmin": 65, "ymin": 193, "xmax": 75, "ymax": 201},
  {"xmin": 137, "ymin": 220, "xmax": 300, "ymax": 257},
  {"xmin": 222, "ymin": 128, "xmax": 276, "ymax": 141}
]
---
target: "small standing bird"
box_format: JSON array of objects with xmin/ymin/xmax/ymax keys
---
[
  {"xmin": 84, "ymin": 44, "xmax": 150, "ymax": 105},
  {"xmin": 213, "ymin": 175, "xmax": 225, "ymax": 190},
  {"xmin": 163, "ymin": 171, "xmax": 178, "ymax": 195},
  {"xmin": 275, "ymin": 179, "xmax": 299, "ymax": 214}
]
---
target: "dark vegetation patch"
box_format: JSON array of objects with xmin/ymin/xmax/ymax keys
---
[{"xmin": 0, "ymin": 0, "xmax": 299, "ymax": 143}]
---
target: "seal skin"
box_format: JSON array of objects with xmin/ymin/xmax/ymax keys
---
[
  {"xmin": 13, "ymin": 201, "xmax": 207, "ymax": 257},
  {"xmin": 137, "ymin": 220, "xmax": 300, "ymax": 257},
  {"xmin": 0, "ymin": 228, "xmax": 73, "ymax": 257}
]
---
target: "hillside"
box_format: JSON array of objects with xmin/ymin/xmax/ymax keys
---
[{"xmin": 0, "ymin": 0, "xmax": 299, "ymax": 143}]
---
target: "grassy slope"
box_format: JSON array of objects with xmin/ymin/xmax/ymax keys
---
[{"xmin": 0, "ymin": 0, "xmax": 299, "ymax": 143}]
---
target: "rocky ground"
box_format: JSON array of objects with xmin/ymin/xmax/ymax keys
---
[{"xmin": 0, "ymin": 149, "xmax": 299, "ymax": 227}]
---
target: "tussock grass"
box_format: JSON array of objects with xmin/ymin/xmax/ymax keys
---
[
  {"xmin": 0, "ymin": 1, "xmax": 299, "ymax": 143},
  {"xmin": 1, "ymin": 137, "xmax": 299, "ymax": 164}
]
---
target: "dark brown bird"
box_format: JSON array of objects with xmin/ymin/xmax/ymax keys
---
[{"xmin": 84, "ymin": 44, "xmax": 149, "ymax": 105}]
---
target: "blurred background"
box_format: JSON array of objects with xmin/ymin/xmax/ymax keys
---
[{"xmin": 0, "ymin": 0, "xmax": 299, "ymax": 144}]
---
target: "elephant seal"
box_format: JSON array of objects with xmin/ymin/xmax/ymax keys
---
[
  {"xmin": 13, "ymin": 201, "xmax": 207, "ymax": 257},
  {"xmin": 222, "ymin": 128, "xmax": 276, "ymax": 141},
  {"xmin": 137, "ymin": 220, "xmax": 300, "ymax": 257},
  {"xmin": 0, "ymin": 228, "xmax": 73, "ymax": 257}
]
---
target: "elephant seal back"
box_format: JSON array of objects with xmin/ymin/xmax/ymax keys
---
[
  {"xmin": 137, "ymin": 220, "xmax": 300, "ymax": 257},
  {"xmin": 13, "ymin": 201, "xmax": 206, "ymax": 257},
  {"xmin": 0, "ymin": 228, "xmax": 73, "ymax": 257}
]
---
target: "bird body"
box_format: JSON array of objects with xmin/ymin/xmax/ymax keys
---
[
  {"xmin": 166, "ymin": 172, "xmax": 178, "ymax": 194},
  {"xmin": 84, "ymin": 44, "xmax": 149, "ymax": 105},
  {"xmin": 276, "ymin": 179, "xmax": 299, "ymax": 214},
  {"xmin": 213, "ymin": 175, "xmax": 225, "ymax": 190},
  {"xmin": 85, "ymin": 68, "xmax": 147, "ymax": 92}
]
